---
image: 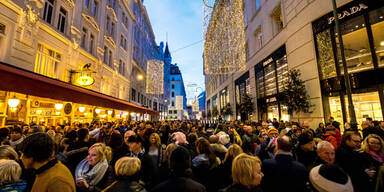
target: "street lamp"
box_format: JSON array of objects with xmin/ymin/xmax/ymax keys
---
[
  {"xmin": 137, "ymin": 74, "xmax": 144, "ymax": 80},
  {"xmin": 331, "ymin": 0, "xmax": 357, "ymax": 124}
]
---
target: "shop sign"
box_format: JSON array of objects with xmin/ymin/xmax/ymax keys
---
[
  {"xmin": 266, "ymin": 97, "xmax": 277, "ymax": 103},
  {"xmin": 327, "ymin": 3, "xmax": 368, "ymax": 24},
  {"xmin": 71, "ymin": 63, "xmax": 96, "ymax": 87},
  {"xmin": 39, "ymin": 102, "xmax": 54, "ymax": 108},
  {"xmin": 64, "ymin": 103, "xmax": 72, "ymax": 115}
]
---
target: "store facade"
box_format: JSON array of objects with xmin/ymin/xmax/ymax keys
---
[
  {"xmin": 235, "ymin": 71, "xmax": 250, "ymax": 120},
  {"xmin": 313, "ymin": 0, "xmax": 384, "ymax": 125},
  {"xmin": 0, "ymin": 63, "xmax": 158, "ymax": 126},
  {"xmin": 254, "ymin": 45, "xmax": 289, "ymax": 122}
]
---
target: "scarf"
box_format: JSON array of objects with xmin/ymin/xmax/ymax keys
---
[
  {"xmin": 368, "ymin": 150, "xmax": 384, "ymax": 163},
  {"xmin": 75, "ymin": 158, "xmax": 109, "ymax": 186}
]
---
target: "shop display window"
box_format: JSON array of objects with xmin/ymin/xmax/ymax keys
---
[
  {"xmin": 344, "ymin": 92, "xmax": 382, "ymax": 125},
  {"xmin": 267, "ymin": 104, "xmax": 279, "ymax": 120},
  {"xmin": 316, "ymin": 29, "xmax": 337, "ymax": 79},
  {"xmin": 337, "ymin": 15, "xmax": 373, "ymax": 74},
  {"xmin": 280, "ymin": 105, "xmax": 290, "ymax": 122},
  {"xmin": 276, "ymin": 55, "xmax": 288, "ymax": 92},
  {"xmin": 328, "ymin": 96, "xmax": 344, "ymax": 125},
  {"xmin": 369, "ymin": 7, "xmax": 384, "ymax": 68},
  {"xmin": 256, "ymin": 70, "xmax": 264, "ymax": 98},
  {"xmin": 264, "ymin": 63, "xmax": 277, "ymax": 96}
]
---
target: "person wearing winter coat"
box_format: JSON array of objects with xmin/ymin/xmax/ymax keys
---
[
  {"xmin": 0, "ymin": 159, "xmax": 26, "ymax": 192},
  {"xmin": 222, "ymin": 153, "xmax": 263, "ymax": 192},
  {"xmin": 102, "ymin": 157, "xmax": 146, "ymax": 192}
]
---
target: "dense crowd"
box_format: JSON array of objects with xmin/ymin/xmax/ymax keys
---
[{"xmin": 0, "ymin": 117, "xmax": 383, "ymax": 192}]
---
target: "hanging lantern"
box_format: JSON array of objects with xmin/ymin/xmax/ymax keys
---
[
  {"xmin": 36, "ymin": 109, "xmax": 42, "ymax": 115},
  {"xmin": 204, "ymin": 0, "xmax": 246, "ymax": 74},
  {"xmin": 107, "ymin": 110, "xmax": 113, "ymax": 115},
  {"xmin": 95, "ymin": 108, "xmax": 101, "ymax": 114},
  {"xmin": 55, "ymin": 103, "xmax": 63, "ymax": 110},
  {"xmin": 8, "ymin": 98, "xmax": 20, "ymax": 108}
]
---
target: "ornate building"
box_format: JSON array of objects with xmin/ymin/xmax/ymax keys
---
[{"xmin": 0, "ymin": 0, "xmax": 164, "ymax": 125}]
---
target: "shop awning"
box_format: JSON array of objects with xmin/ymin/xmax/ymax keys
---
[{"xmin": 0, "ymin": 62, "xmax": 159, "ymax": 116}]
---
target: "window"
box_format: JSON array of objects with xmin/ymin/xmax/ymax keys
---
[
  {"xmin": 172, "ymin": 84, "xmax": 174, "ymax": 89},
  {"xmin": 89, "ymin": 34, "xmax": 94, "ymax": 54},
  {"xmin": 108, "ymin": 50, "xmax": 113, "ymax": 67},
  {"xmin": 141, "ymin": 94, "xmax": 144, "ymax": 105},
  {"xmin": 256, "ymin": 0, "xmax": 260, "ymax": 11},
  {"xmin": 369, "ymin": 7, "xmax": 384, "ymax": 67},
  {"xmin": 81, "ymin": 27, "xmax": 87, "ymax": 49},
  {"xmin": 315, "ymin": 29, "xmax": 337, "ymax": 79},
  {"xmin": 131, "ymin": 88, "xmax": 136, "ymax": 101},
  {"xmin": 84, "ymin": 0, "xmax": 90, "ymax": 8},
  {"xmin": 106, "ymin": 16, "xmax": 110, "ymax": 33},
  {"xmin": 43, "ymin": 0, "xmax": 55, "ymax": 24},
  {"xmin": 172, "ymin": 101, "xmax": 175, "ymax": 107},
  {"xmin": 111, "ymin": 22, "xmax": 115, "ymax": 39},
  {"xmin": 243, "ymin": 6, "xmax": 247, "ymax": 27},
  {"xmin": 254, "ymin": 27, "xmax": 263, "ymax": 50},
  {"xmin": 57, "ymin": 7, "xmax": 67, "ymax": 33},
  {"xmin": 120, "ymin": 35, "xmax": 127, "ymax": 50},
  {"xmin": 169, "ymin": 110, "xmax": 172, "ymax": 114},
  {"xmin": 103, "ymin": 46, "xmax": 108, "ymax": 64},
  {"xmin": 172, "ymin": 92, "xmax": 175, "ymax": 97},
  {"xmin": 271, "ymin": 6, "xmax": 283, "ymax": 36},
  {"xmin": 91, "ymin": 1, "xmax": 98, "ymax": 16},
  {"xmin": 0, "ymin": 23, "xmax": 5, "ymax": 35},
  {"xmin": 119, "ymin": 60, "xmax": 124, "ymax": 75},
  {"xmin": 34, "ymin": 44, "xmax": 61, "ymax": 78}
]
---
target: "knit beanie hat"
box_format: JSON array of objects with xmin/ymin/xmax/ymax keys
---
[
  {"xmin": 310, "ymin": 164, "xmax": 353, "ymax": 192},
  {"xmin": 267, "ymin": 128, "xmax": 278, "ymax": 136}
]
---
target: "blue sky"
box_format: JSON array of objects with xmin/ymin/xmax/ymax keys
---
[{"xmin": 143, "ymin": 0, "xmax": 205, "ymax": 102}]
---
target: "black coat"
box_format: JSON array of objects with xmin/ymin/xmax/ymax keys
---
[
  {"xmin": 103, "ymin": 176, "xmax": 146, "ymax": 192},
  {"xmin": 294, "ymin": 147, "xmax": 317, "ymax": 171},
  {"xmin": 221, "ymin": 184, "xmax": 262, "ymax": 192},
  {"xmin": 336, "ymin": 144, "xmax": 373, "ymax": 192},
  {"xmin": 261, "ymin": 154, "xmax": 308, "ymax": 192},
  {"xmin": 151, "ymin": 177, "xmax": 206, "ymax": 192}
]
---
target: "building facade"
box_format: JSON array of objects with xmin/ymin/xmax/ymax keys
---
[
  {"xmin": 0, "ymin": 0, "xmax": 163, "ymax": 125},
  {"xmin": 205, "ymin": 0, "xmax": 384, "ymax": 128},
  {"xmin": 168, "ymin": 64, "xmax": 187, "ymax": 120}
]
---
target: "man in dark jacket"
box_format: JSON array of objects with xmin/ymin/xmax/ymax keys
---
[
  {"xmin": 336, "ymin": 131, "xmax": 372, "ymax": 192},
  {"xmin": 152, "ymin": 146, "xmax": 206, "ymax": 192},
  {"xmin": 261, "ymin": 135, "xmax": 308, "ymax": 192}
]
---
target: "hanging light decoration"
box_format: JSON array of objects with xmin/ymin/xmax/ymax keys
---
[
  {"xmin": 95, "ymin": 108, "xmax": 101, "ymax": 114},
  {"xmin": 203, "ymin": 0, "xmax": 246, "ymax": 74},
  {"xmin": 36, "ymin": 109, "xmax": 42, "ymax": 115},
  {"xmin": 146, "ymin": 59, "xmax": 164, "ymax": 94},
  {"xmin": 107, "ymin": 110, "xmax": 113, "ymax": 115}
]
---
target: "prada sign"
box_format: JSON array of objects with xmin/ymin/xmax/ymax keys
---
[{"xmin": 327, "ymin": 3, "xmax": 368, "ymax": 24}]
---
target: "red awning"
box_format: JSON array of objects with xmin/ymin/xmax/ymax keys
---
[{"xmin": 0, "ymin": 62, "xmax": 159, "ymax": 116}]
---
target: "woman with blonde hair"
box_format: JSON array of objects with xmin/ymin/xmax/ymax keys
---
[
  {"xmin": 0, "ymin": 145, "xmax": 18, "ymax": 160},
  {"xmin": 223, "ymin": 153, "xmax": 263, "ymax": 191},
  {"xmin": 148, "ymin": 133, "xmax": 166, "ymax": 168},
  {"xmin": 360, "ymin": 134, "xmax": 384, "ymax": 187},
  {"xmin": 213, "ymin": 144, "xmax": 243, "ymax": 190},
  {"xmin": 75, "ymin": 143, "xmax": 114, "ymax": 192},
  {"xmin": 102, "ymin": 157, "xmax": 146, "ymax": 192},
  {"xmin": 0, "ymin": 159, "xmax": 26, "ymax": 192}
]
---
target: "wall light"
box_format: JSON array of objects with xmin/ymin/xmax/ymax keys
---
[
  {"xmin": 108, "ymin": 110, "xmax": 113, "ymax": 115},
  {"xmin": 79, "ymin": 106, "xmax": 86, "ymax": 112},
  {"xmin": 8, "ymin": 98, "xmax": 20, "ymax": 108},
  {"xmin": 55, "ymin": 103, "xmax": 63, "ymax": 110},
  {"xmin": 95, "ymin": 108, "xmax": 101, "ymax": 114}
]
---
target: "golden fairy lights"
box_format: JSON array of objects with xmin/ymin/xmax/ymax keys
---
[
  {"xmin": 146, "ymin": 59, "xmax": 164, "ymax": 94},
  {"xmin": 203, "ymin": 0, "xmax": 246, "ymax": 74}
]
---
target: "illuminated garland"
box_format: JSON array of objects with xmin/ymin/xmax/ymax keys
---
[
  {"xmin": 146, "ymin": 59, "xmax": 164, "ymax": 94},
  {"xmin": 204, "ymin": 0, "xmax": 246, "ymax": 74}
]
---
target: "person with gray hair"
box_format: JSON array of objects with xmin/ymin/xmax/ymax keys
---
[
  {"xmin": 314, "ymin": 141, "xmax": 335, "ymax": 166},
  {"xmin": 0, "ymin": 159, "xmax": 26, "ymax": 192}
]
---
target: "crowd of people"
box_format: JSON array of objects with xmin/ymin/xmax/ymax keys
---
[{"xmin": 0, "ymin": 117, "xmax": 383, "ymax": 192}]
